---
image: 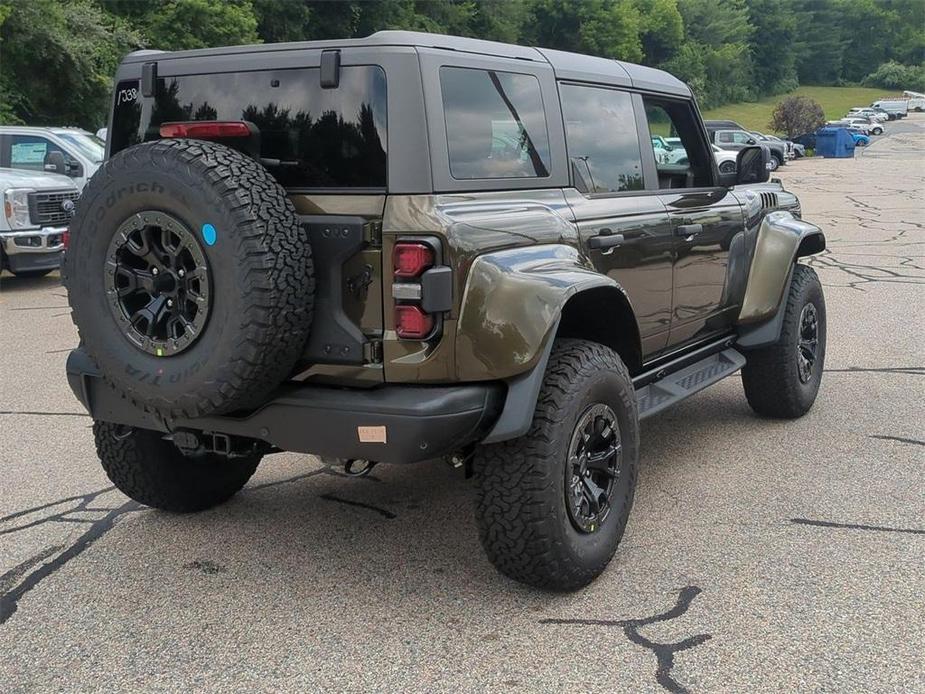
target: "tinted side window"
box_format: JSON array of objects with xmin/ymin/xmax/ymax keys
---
[
  {"xmin": 560, "ymin": 84, "xmax": 643, "ymax": 194},
  {"xmin": 111, "ymin": 66, "xmax": 387, "ymax": 189},
  {"xmin": 440, "ymin": 67, "xmax": 550, "ymax": 179}
]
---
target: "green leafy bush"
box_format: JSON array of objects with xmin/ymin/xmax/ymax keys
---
[{"xmin": 862, "ymin": 61, "xmax": 925, "ymax": 93}]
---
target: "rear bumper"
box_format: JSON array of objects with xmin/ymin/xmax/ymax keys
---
[{"xmin": 66, "ymin": 348, "xmax": 503, "ymax": 464}]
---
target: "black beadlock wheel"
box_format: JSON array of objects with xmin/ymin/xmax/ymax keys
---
[
  {"xmin": 473, "ymin": 339, "xmax": 639, "ymax": 591},
  {"xmin": 741, "ymin": 264, "xmax": 826, "ymax": 418},
  {"xmin": 65, "ymin": 139, "xmax": 314, "ymax": 418}
]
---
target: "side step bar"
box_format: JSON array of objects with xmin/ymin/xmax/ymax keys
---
[{"xmin": 636, "ymin": 348, "xmax": 746, "ymax": 420}]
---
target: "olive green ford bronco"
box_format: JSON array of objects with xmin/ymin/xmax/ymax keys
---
[{"xmin": 65, "ymin": 32, "xmax": 826, "ymax": 590}]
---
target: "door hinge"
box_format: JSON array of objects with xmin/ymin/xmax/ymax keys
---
[
  {"xmin": 364, "ymin": 220, "xmax": 382, "ymax": 247},
  {"xmin": 363, "ymin": 340, "xmax": 383, "ymax": 364}
]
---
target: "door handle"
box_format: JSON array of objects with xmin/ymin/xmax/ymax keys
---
[
  {"xmin": 588, "ymin": 231, "xmax": 625, "ymax": 250},
  {"xmin": 675, "ymin": 223, "xmax": 703, "ymax": 238}
]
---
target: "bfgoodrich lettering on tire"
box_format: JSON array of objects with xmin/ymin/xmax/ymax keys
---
[
  {"xmin": 65, "ymin": 139, "xmax": 314, "ymax": 418},
  {"xmin": 473, "ymin": 339, "xmax": 639, "ymax": 591}
]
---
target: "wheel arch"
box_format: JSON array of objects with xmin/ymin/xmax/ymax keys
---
[{"xmin": 556, "ymin": 286, "xmax": 642, "ymax": 376}]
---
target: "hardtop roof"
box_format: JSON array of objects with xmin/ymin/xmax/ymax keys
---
[{"xmin": 121, "ymin": 30, "xmax": 690, "ymax": 97}]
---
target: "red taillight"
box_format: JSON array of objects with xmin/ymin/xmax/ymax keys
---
[
  {"xmin": 159, "ymin": 121, "xmax": 251, "ymax": 139},
  {"xmin": 393, "ymin": 242, "xmax": 434, "ymax": 278},
  {"xmin": 395, "ymin": 305, "xmax": 434, "ymax": 340},
  {"xmin": 62, "ymin": 229, "xmax": 70, "ymax": 250}
]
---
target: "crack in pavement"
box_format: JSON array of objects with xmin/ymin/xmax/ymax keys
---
[
  {"xmin": 0, "ymin": 467, "xmax": 391, "ymax": 627},
  {"xmin": 319, "ymin": 493, "xmax": 396, "ymax": 519},
  {"xmin": 541, "ymin": 586, "xmax": 711, "ymax": 693},
  {"xmin": 790, "ymin": 518, "xmax": 925, "ymax": 536},
  {"xmin": 824, "ymin": 365, "xmax": 925, "ymax": 376},
  {"xmin": 869, "ymin": 434, "xmax": 925, "ymax": 447},
  {"xmin": 0, "ymin": 486, "xmax": 140, "ymax": 625}
]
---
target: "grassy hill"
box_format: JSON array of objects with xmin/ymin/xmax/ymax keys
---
[{"xmin": 701, "ymin": 86, "xmax": 889, "ymax": 134}]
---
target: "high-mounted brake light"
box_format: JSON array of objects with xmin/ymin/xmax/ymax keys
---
[
  {"xmin": 395, "ymin": 305, "xmax": 434, "ymax": 340},
  {"xmin": 160, "ymin": 121, "xmax": 251, "ymax": 139},
  {"xmin": 393, "ymin": 242, "xmax": 434, "ymax": 278}
]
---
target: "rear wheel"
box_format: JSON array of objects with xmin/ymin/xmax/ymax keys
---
[
  {"xmin": 741, "ymin": 264, "xmax": 825, "ymax": 418},
  {"xmin": 94, "ymin": 421, "xmax": 261, "ymax": 512},
  {"xmin": 769, "ymin": 154, "xmax": 782, "ymax": 171},
  {"xmin": 473, "ymin": 339, "xmax": 639, "ymax": 591}
]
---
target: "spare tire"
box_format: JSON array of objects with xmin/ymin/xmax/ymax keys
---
[{"xmin": 65, "ymin": 139, "xmax": 314, "ymax": 418}]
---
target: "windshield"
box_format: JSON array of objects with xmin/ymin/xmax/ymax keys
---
[{"xmin": 55, "ymin": 131, "xmax": 104, "ymax": 163}]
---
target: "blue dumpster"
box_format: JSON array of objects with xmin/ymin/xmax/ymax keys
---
[{"xmin": 814, "ymin": 127, "xmax": 855, "ymax": 158}]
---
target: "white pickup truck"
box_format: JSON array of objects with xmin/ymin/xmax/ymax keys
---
[{"xmin": 1, "ymin": 168, "xmax": 78, "ymax": 277}]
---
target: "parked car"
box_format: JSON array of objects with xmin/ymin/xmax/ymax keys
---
[
  {"xmin": 650, "ymin": 135, "xmax": 688, "ymax": 165},
  {"xmin": 64, "ymin": 30, "xmax": 827, "ymax": 591},
  {"xmin": 1, "ymin": 167, "xmax": 78, "ymax": 277},
  {"xmin": 751, "ymin": 131, "xmax": 794, "ymax": 160},
  {"xmin": 872, "ymin": 99, "xmax": 908, "ymax": 119},
  {"xmin": 827, "ymin": 119, "xmax": 871, "ymax": 136},
  {"xmin": 900, "ymin": 92, "xmax": 925, "ymax": 111},
  {"xmin": 841, "ymin": 116, "xmax": 884, "ymax": 135},
  {"xmin": 712, "ymin": 143, "xmax": 738, "ymax": 173},
  {"xmin": 0, "ymin": 126, "xmax": 103, "ymax": 192},
  {"xmin": 711, "ymin": 129, "xmax": 783, "ymax": 170},
  {"xmin": 847, "ymin": 107, "xmax": 889, "ymax": 123},
  {"xmin": 790, "ymin": 142, "xmax": 806, "ymax": 158}
]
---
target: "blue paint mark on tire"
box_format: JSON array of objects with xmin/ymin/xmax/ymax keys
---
[{"xmin": 201, "ymin": 223, "xmax": 217, "ymax": 246}]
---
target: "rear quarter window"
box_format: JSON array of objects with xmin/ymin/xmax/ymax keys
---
[
  {"xmin": 111, "ymin": 66, "xmax": 387, "ymax": 190},
  {"xmin": 439, "ymin": 66, "xmax": 550, "ymax": 180}
]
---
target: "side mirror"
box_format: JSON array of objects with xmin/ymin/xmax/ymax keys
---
[
  {"xmin": 746, "ymin": 138, "xmax": 757, "ymax": 145},
  {"xmin": 734, "ymin": 145, "xmax": 770, "ymax": 185},
  {"xmin": 45, "ymin": 151, "xmax": 67, "ymax": 175}
]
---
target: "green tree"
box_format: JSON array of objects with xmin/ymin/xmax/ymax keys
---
[
  {"xmin": 0, "ymin": 0, "xmax": 141, "ymax": 127},
  {"xmin": 746, "ymin": 0, "xmax": 799, "ymax": 94},
  {"xmin": 672, "ymin": 0, "xmax": 755, "ymax": 108},
  {"xmin": 635, "ymin": 0, "xmax": 684, "ymax": 65},
  {"xmin": 132, "ymin": 0, "xmax": 259, "ymax": 51},
  {"xmin": 523, "ymin": 0, "xmax": 644, "ymax": 62}
]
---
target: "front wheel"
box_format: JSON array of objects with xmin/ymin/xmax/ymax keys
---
[
  {"xmin": 768, "ymin": 154, "xmax": 781, "ymax": 171},
  {"xmin": 473, "ymin": 339, "xmax": 639, "ymax": 591},
  {"xmin": 741, "ymin": 264, "xmax": 826, "ymax": 418},
  {"xmin": 94, "ymin": 421, "xmax": 261, "ymax": 512}
]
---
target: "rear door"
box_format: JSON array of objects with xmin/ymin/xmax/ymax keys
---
[
  {"xmin": 559, "ymin": 83, "xmax": 674, "ymax": 355},
  {"xmin": 639, "ymin": 97, "xmax": 747, "ymax": 348}
]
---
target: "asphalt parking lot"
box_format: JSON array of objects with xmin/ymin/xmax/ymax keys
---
[{"xmin": 1, "ymin": 117, "xmax": 923, "ymax": 693}]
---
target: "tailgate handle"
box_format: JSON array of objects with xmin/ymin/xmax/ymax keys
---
[{"xmin": 675, "ymin": 223, "xmax": 703, "ymax": 238}]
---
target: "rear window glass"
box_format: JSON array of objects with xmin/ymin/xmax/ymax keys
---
[
  {"xmin": 440, "ymin": 66, "xmax": 550, "ymax": 180},
  {"xmin": 111, "ymin": 66, "xmax": 387, "ymax": 189}
]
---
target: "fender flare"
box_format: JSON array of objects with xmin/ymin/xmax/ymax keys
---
[
  {"xmin": 457, "ymin": 244, "xmax": 639, "ymax": 444},
  {"xmin": 455, "ymin": 243, "xmax": 629, "ymax": 381},
  {"xmin": 737, "ymin": 211, "xmax": 825, "ymax": 348},
  {"xmin": 738, "ymin": 210, "xmax": 825, "ymax": 325}
]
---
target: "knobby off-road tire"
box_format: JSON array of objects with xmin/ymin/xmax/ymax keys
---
[
  {"xmin": 473, "ymin": 339, "xmax": 639, "ymax": 591},
  {"xmin": 742, "ymin": 264, "xmax": 826, "ymax": 418},
  {"xmin": 65, "ymin": 139, "xmax": 314, "ymax": 418},
  {"xmin": 94, "ymin": 421, "xmax": 261, "ymax": 512}
]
